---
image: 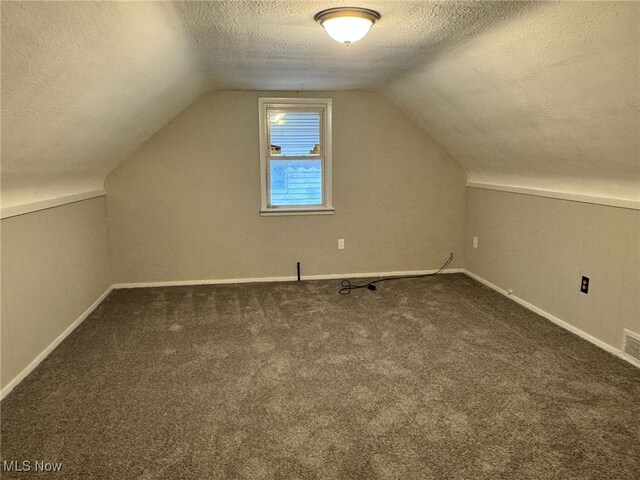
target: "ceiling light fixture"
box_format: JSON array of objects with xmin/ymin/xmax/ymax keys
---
[{"xmin": 314, "ymin": 7, "xmax": 381, "ymax": 46}]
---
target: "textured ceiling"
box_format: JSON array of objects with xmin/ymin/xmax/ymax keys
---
[
  {"xmin": 1, "ymin": 1, "xmax": 638, "ymax": 209},
  {"xmin": 1, "ymin": 1, "xmax": 205, "ymax": 208},
  {"xmin": 171, "ymin": 0, "xmax": 532, "ymax": 90},
  {"xmin": 385, "ymin": 1, "xmax": 640, "ymax": 202}
]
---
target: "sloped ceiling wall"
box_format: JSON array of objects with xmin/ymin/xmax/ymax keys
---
[
  {"xmin": 1, "ymin": 1, "xmax": 205, "ymax": 209},
  {"xmin": 385, "ymin": 1, "xmax": 640, "ymax": 202},
  {"xmin": 2, "ymin": 1, "xmax": 638, "ymax": 211}
]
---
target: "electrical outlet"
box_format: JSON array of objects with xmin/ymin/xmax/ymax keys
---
[
  {"xmin": 338, "ymin": 238, "xmax": 345, "ymax": 250},
  {"xmin": 472, "ymin": 236, "xmax": 478, "ymax": 249},
  {"xmin": 580, "ymin": 276, "xmax": 589, "ymax": 294}
]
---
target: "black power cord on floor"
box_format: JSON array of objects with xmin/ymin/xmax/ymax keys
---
[{"xmin": 338, "ymin": 253, "xmax": 454, "ymax": 295}]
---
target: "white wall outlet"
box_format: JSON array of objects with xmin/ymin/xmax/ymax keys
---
[
  {"xmin": 338, "ymin": 238, "xmax": 345, "ymax": 250},
  {"xmin": 473, "ymin": 236, "xmax": 478, "ymax": 249}
]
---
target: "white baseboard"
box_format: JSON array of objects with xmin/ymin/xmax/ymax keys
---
[
  {"xmin": 2, "ymin": 268, "xmax": 462, "ymax": 400},
  {"xmin": 463, "ymin": 270, "xmax": 638, "ymax": 369},
  {"xmin": 0, "ymin": 286, "xmax": 113, "ymax": 401},
  {"xmin": 112, "ymin": 268, "xmax": 464, "ymax": 289},
  {"xmin": 10, "ymin": 266, "xmax": 632, "ymax": 400}
]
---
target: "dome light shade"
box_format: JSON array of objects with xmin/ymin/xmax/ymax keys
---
[{"xmin": 314, "ymin": 7, "xmax": 381, "ymax": 46}]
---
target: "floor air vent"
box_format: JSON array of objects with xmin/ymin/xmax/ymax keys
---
[{"xmin": 622, "ymin": 330, "xmax": 640, "ymax": 364}]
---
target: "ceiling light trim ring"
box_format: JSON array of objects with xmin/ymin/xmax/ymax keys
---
[{"xmin": 314, "ymin": 7, "xmax": 381, "ymax": 25}]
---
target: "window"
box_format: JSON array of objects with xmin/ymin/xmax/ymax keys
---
[{"xmin": 259, "ymin": 98, "xmax": 333, "ymax": 215}]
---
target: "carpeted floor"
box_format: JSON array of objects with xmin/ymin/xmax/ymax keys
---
[{"xmin": 1, "ymin": 273, "xmax": 639, "ymax": 479}]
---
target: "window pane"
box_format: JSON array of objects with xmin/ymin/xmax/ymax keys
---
[
  {"xmin": 271, "ymin": 166, "xmax": 286, "ymax": 192},
  {"xmin": 270, "ymin": 159, "xmax": 322, "ymax": 206},
  {"xmin": 269, "ymin": 111, "xmax": 320, "ymax": 156}
]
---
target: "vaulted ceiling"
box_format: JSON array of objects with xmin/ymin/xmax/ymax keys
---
[{"xmin": 2, "ymin": 1, "xmax": 638, "ymax": 210}]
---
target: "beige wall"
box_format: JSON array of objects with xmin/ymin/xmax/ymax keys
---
[
  {"xmin": 465, "ymin": 187, "xmax": 640, "ymax": 350},
  {"xmin": 1, "ymin": 197, "xmax": 112, "ymax": 391},
  {"xmin": 105, "ymin": 91, "xmax": 466, "ymax": 283}
]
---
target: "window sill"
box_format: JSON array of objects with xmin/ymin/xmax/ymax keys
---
[{"xmin": 260, "ymin": 207, "xmax": 335, "ymax": 217}]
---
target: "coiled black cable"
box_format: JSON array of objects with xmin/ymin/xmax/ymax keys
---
[{"xmin": 338, "ymin": 253, "xmax": 454, "ymax": 295}]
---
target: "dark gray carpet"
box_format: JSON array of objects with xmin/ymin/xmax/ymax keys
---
[{"xmin": 1, "ymin": 274, "xmax": 639, "ymax": 479}]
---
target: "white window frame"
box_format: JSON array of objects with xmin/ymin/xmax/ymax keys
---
[{"xmin": 259, "ymin": 97, "xmax": 334, "ymax": 216}]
